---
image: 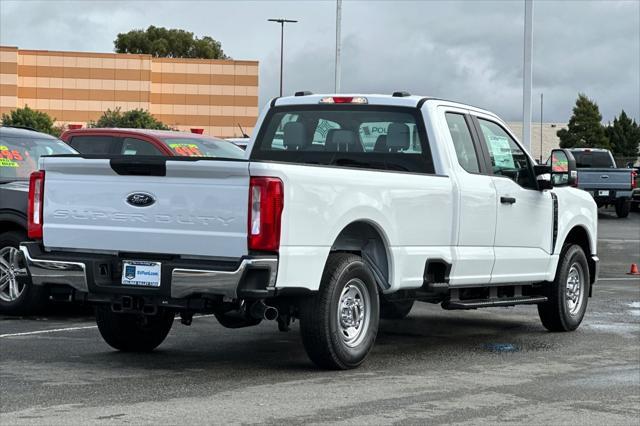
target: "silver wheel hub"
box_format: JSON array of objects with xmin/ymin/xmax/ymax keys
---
[
  {"xmin": 337, "ymin": 279, "xmax": 371, "ymax": 348},
  {"xmin": 0, "ymin": 247, "xmax": 29, "ymax": 303},
  {"xmin": 565, "ymin": 263, "xmax": 584, "ymax": 316}
]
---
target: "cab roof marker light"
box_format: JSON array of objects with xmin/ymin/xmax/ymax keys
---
[{"xmin": 319, "ymin": 96, "xmax": 368, "ymax": 104}]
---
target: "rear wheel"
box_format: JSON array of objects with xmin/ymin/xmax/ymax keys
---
[
  {"xmin": 0, "ymin": 231, "xmax": 46, "ymax": 315},
  {"xmin": 538, "ymin": 244, "xmax": 589, "ymax": 331},
  {"xmin": 380, "ymin": 299, "xmax": 414, "ymax": 319},
  {"xmin": 299, "ymin": 253, "xmax": 379, "ymax": 370},
  {"xmin": 96, "ymin": 305, "xmax": 175, "ymax": 352},
  {"xmin": 615, "ymin": 199, "xmax": 630, "ymax": 218}
]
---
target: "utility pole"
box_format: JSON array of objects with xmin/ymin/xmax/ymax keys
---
[
  {"xmin": 268, "ymin": 18, "xmax": 298, "ymax": 97},
  {"xmin": 540, "ymin": 93, "xmax": 544, "ymax": 163},
  {"xmin": 334, "ymin": 0, "xmax": 342, "ymax": 93},
  {"xmin": 522, "ymin": 0, "xmax": 534, "ymax": 152}
]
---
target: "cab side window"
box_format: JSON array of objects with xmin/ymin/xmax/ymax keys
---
[
  {"xmin": 445, "ymin": 113, "xmax": 480, "ymax": 173},
  {"xmin": 121, "ymin": 138, "xmax": 163, "ymax": 156},
  {"xmin": 477, "ymin": 119, "xmax": 535, "ymax": 189}
]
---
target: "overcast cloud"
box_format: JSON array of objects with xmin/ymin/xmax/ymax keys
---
[{"xmin": 1, "ymin": 0, "xmax": 638, "ymax": 122}]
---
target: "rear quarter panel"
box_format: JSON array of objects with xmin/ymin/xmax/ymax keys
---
[{"xmin": 250, "ymin": 161, "xmax": 455, "ymax": 292}]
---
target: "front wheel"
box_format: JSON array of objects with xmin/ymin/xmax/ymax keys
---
[
  {"xmin": 538, "ymin": 244, "xmax": 589, "ymax": 331},
  {"xmin": 615, "ymin": 199, "xmax": 630, "ymax": 218},
  {"xmin": 96, "ymin": 305, "xmax": 175, "ymax": 352},
  {"xmin": 299, "ymin": 253, "xmax": 380, "ymax": 370}
]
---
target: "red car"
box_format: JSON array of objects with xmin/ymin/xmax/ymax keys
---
[{"xmin": 60, "ymin": 128, "xmax": 245, "ymax": 159}]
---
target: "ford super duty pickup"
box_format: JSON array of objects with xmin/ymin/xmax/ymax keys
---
[
  {"xmin": 568, "ymin": 148, "xmax": 637, "ymax": 218},
  {"xmin": 20, "ymin": 93, "xmax": 598, "ymax": 369}
]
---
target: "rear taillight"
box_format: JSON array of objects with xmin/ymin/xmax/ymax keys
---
[
  {"xmin": 248, "ymin": 177, "xmax": 284, "ymax": 252},
  {"xmin": 632, "ymin": 171, "xmax": 637, "ymax": 189},
  {"xmin": 28, "ymin": 170, "xmax": 45, "ymax": 239}
]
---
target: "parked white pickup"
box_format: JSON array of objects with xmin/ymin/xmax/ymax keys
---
[{"xmin": 21, "ymin": 93, "xmax": 598, "ymax": 369}]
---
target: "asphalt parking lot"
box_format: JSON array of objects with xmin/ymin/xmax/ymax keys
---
[{"xmin": 1, "ymin": 208, "xmax": 639, "ymax": 425}]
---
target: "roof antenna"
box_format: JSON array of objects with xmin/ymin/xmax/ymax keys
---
[{"xmin": 237, "ymin": 123, "xmax": 249, "ymax": 138}]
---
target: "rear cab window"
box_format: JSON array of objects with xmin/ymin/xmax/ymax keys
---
[
  {"xmin": 569, "ymin": 150, "xmax": 615, "ymax": 168},
  {"xmin": 67, "ymin": 135, "xmax": 119, "ymax": 155},
  {"xmin": 250, "ymin": 105, "xmax": 434, "ymax": 174},
  {"xmin": 0, "ymin": 135, "xmax": 76, "ymax": 180}
]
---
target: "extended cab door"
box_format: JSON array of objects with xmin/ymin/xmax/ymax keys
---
[
  {"xmin": 440, "ymin": 108, "xmax": 496, "ymax": 285},
  {"xmin": 471, "ymin": 115, "xmax": 553, "ymax": 283}
]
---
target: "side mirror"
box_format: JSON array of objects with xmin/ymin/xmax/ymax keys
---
[
  {"xmin": 534, "ymin": 164, "xmax": 553, "ymax": 190},
  {"xmin": 550, "ymin": 149, "xmax": 577, "ymax": 187}
]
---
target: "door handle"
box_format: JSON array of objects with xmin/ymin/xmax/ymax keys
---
[{"xmin": 500, "ymin": 196, "xmax": 516, "ymax": 205}]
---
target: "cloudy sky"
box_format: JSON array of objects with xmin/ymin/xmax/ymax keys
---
[{"xmin": 1, "ymin": 0, "xmax": 638, "ymax": 122}]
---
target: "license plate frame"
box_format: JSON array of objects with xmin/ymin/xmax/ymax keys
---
[
  {"xmin": 598, "ymin": 190, "xmax": 610, "ymax": 196},
  {"xmin": 121, "ymin": 261, "xmax": 162, "ymax": 287}
]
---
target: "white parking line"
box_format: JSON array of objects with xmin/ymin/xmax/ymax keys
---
[
  {"xmin": 598, "ymin": 239, "xmax": 640, "ymax": 243},
  {"xmin": 0, "ymin": 314, "xmax": 217, "ymax": 339},
  {"xmin": 0, "ymin": 325, "xmax": 97, "ymax": 338},
  {"xmin": 598, "ymin": 277, "xmax": 640, "ymax": 281}
]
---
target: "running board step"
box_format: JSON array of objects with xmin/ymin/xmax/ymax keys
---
[{"xmin": 442, "ymin": 296, "xmax": 548, "ymax": 310}]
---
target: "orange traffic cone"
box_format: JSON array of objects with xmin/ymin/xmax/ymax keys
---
[{"xmin": 628, "ymin": 263, "xmax": 640, "ymax": 275}]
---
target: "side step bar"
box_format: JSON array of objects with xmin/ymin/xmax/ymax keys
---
[{"xmin": 442, "ymin": 296, "xmax": 548, "ymax": 310}]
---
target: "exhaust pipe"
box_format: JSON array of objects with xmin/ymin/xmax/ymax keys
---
[{"xmin": 249, "ymin": 300, "xmax": 278, "ymax": 321}]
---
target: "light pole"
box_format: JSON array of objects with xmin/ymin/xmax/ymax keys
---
[
  {"xmin": 539, "ymin": 92, "xmax": 544, "ymax": 163},
  {"xmin": 335, "ymin": 0, "xmax": 342, "ymax": 93},
  {"xmin": 268, "ymin": 18, "xmax": 298, "ymax": 97},
  {"xmin": 522, "ymin": 0, "xmax": 534, "ymax": 152}
]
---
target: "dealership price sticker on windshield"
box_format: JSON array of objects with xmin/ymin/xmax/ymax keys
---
[
  {"xmin": 121, "ymin": 261, "xmax": 161, "ymax": 287},
  {"xmin": 168, "ymin": 143, "xmax": 203, "ymax": 157},
  {"xmin": 488, "ymin": 135, "xmax": 515, "ymax": 169}
]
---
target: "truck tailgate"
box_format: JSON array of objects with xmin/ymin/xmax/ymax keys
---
[
  {"xmin": 41, "ymin": 157, "xmax": 249, "ymax": 258},
  {"xmin": 577, "ymin": 168, "xmax": 632, "ymax": 190}
]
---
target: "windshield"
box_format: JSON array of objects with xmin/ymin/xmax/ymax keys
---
[
  {"xmin": 159, "ymin": 137, "xmax": 245, "ymax": 159},
  {"xmin": 569, "ymin": 150, "xmax": 615, "ymax": 168},
  {"xmin": 251, "ymin": 106, "xmax": 434, "ymax": 174},
  {"xmin": 0, "ymin": 135, "xmax": 76, "ymax": 181}
]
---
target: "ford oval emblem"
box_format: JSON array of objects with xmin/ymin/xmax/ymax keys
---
[{"xmin": 126, "ymin": 192, "xmax": 156, "ymax": 207}]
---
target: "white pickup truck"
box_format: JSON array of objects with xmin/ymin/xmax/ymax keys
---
[{"xmin": 19, "ymin": 93, "xmax": 598, "ymax": 369}]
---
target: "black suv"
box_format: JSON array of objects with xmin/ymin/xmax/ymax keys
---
[{"xmin": 0, "ymin": 126, "xmax": 77, "ymax": 314}]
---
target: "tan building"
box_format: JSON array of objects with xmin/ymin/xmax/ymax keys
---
[
  {"xmin": 0, "ymin": 46, "xmax": 259, "ymax": 137},
  {"xmin": 507, "ymin": 121, "xmax": 567, "ymax": 161}
]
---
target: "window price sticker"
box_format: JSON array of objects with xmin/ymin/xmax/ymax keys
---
[{"xmin": 168, "ymin": 143, "xmax": 203, "ymax": 157}]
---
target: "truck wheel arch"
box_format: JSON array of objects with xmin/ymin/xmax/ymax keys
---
[
  {"xmin": 0, "ymin": 216, "xmax": 27, "ymax": 234},
  {"xmin": 330, "ymin": 220, "xmax": 392, "ymax": 291},
  {"xmin": 560, "ymin": 225, "xmax": 597, "ymax": 289}
]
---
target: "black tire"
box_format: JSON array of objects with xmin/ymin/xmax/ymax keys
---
[
  {"xmin": 380, "ymin": 299, "xmax": 414, "ymax": 319},
  {"xmin": 0, "ymin": 231, "xmax": 47, "ymax": 315},
  {"xmin": 538, "ymin": 244, "xmax": 589, "ymax": 332},
  {"xmin": 299, "ymin": 253, "xmax": 380, "ymax": 370},
  {"xmin": 615, "ymin": 199, "xmax": 630, "ymax": 218},
  {"xmin": 96, "ymin": 305, "xmax": 175, "ymax": 352}
]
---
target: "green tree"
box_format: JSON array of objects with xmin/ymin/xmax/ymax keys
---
[
  {"xmin": 114, "ymin": 26, "xmax": 228, "ymax": 59},
  {"xmin": 1, "ymin": 106, "xmax": 58, "ymax": 136},
  {"xmin": 605, "ymin": 110, "xmax": 640, "ymax": 157},
  {"xmin": 557, "ymin": 94, "xmax": 610, "ymax": 149},
  {"xmin": 89, "ymin": 108, "xmax": 170, "ymax": 130}
]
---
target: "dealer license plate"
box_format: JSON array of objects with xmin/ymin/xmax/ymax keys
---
[
  {"xmin": 598, "ymin": 190, "xmax": 609, "ymax": 196},
  {"xmin": 121, "ymin": 261, "xmax": 161, "ymax": 287}
]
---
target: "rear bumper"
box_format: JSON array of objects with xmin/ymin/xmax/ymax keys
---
[
  {"xmin": 586, "ymin": 189, "xmax": 632, "ymax": 203},
  {"xmin": 20, "ymin": 242, "xmax": 277, "ymax": 300}
]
